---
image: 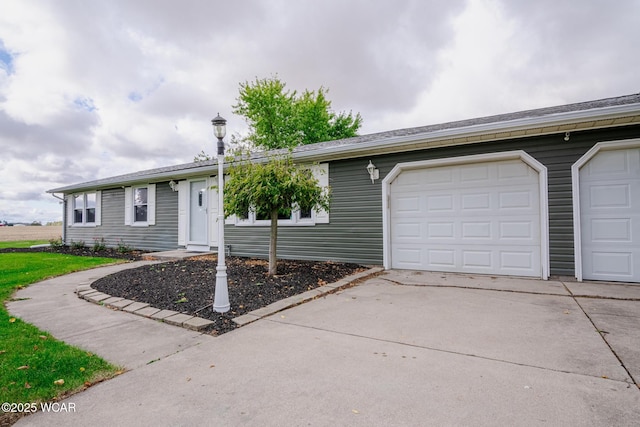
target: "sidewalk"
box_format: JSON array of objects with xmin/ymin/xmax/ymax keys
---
[
  {"xmin": 7, "ymin": 262, "xmax": 207, "ymax": 370},
  {"xmin": 8, "ymin": 265, "xmax": 640, "ymax": 426}
]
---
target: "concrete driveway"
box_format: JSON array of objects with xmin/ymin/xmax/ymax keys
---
[{"xmin": 9, "ymin": 266, "xmax": 640, "ymax": 426}]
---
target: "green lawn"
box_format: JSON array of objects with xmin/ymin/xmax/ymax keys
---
[
  {"xmin": 0, "ymin": 240, "xmax": 49, "ymax": 249},
  {"xmin": 0, "ymin": 248, "xmax": 122, "ymax": 404}
]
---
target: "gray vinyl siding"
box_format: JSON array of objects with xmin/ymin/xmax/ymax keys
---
[
  {"xmin": 227, "ymin": 125, "xmax": 640, "ymax": 275},
  {"xmin": 225, "ymin": 160, "xmax": 383, "ymax": 265},
  {"xmin": 65, "ymin": 181, "xmax": 178, "ymax": 251}
]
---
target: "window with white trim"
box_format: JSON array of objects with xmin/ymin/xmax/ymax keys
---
[
  {"xmin": 134, "ymin": 187, "xmax": 148, "ymax": 222},
  {"xmin": 124, "ymin": 184, "xmax": 156, "ymax": 226},
  {"xmin": 69, "ymin": 192, "xmax": 100, "ymax": 226},
  {"xmin": 232, "ymin": 163, "xmax": 329, "ymax": 226},
  {"xmin": 238, "ymin": 205, "xmax": 316, "ymax": 226}
]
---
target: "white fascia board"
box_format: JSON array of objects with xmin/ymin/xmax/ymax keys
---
[
  {"xmin": 291, "ymin": 103, "xmax": 640, "ymax": 162},
  {"xmin": 48, "ymin": 163, "xmax": 219, "ymax": 194}
]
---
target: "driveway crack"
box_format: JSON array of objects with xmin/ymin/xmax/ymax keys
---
[{"xmin": 561, "ymin": 281, "xmax": 639, "ymax": 390}]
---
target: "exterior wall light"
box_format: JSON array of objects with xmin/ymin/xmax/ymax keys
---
[
  {"xmin": 367, "ymin": 161, "xmax": 379, "ymax": 183},
  {"xmin": 169, "ymin": 180, "xmax": 179, "ymax": 192}
]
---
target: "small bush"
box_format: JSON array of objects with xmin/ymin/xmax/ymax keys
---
[
  {"xmin": 92, "ymin": 237, "xmax": 107, "ymax": 252},
  {"xmin": 116, "ymin": 239, "xmax": 133, "ymax": 254},
  {"xmin": 49, "ymin": 237, "xmax": 64, "ymax": 248},
  {"xmin": 71, "ymin": 240, "xmax": 86, "ymax": 249}
]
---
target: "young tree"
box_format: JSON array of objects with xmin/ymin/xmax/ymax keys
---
[
  {"xmin": 224, "ymin": 151, "xmax": 330, "ymax": 275},
  {"xmin": 233, "ymin": 76, "xmax": 362, "ymax": 150}
]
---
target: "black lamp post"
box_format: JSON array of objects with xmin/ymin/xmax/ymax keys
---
[{"xmin": 212, "ymin": 113, "xmax": 229, "ymax": 313}]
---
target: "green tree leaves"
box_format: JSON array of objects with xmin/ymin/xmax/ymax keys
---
[
  {"xmin": 233, "ymin": 76, "xmax": 362, "ymax": 150},
  {"xmin": 224, "ymin": 151, "xmax": 330, "ymax": 274}
]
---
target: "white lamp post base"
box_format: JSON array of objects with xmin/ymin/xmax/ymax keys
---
[{"xmin": 213, "ymin": 267, "xmax": 230, "ymax": 312}]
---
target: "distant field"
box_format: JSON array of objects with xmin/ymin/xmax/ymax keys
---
[{"xmin": 0, "ymin": 225, "xmax": 62, "ymax": 242}]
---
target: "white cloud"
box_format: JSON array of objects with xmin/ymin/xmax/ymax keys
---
[{"xmin": 0, "ymin": 0, "xmax": 638, "ymax": 223}]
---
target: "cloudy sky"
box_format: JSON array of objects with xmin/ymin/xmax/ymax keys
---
[{"xmin": 1, "ymin": 0, "xmax": 638, "ymax": 224}]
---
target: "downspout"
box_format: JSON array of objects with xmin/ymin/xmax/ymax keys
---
[{"xmin": 50, "ymin": 193, "xmax": 66, "ymax": 243}]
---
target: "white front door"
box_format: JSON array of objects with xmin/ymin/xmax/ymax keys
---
[
  {"xmin": 389, "ymin": 157, "xmax": 543, "ymax": 277},
  {"xmin": 579, "ymin": 147, "xmax": 640, "ymax": 282},
  {"xmin": 188, "ymin": 180, "xmax": 208, "ymax": 248}
]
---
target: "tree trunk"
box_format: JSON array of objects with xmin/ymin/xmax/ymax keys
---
[{"xmin": 268, "ymin": 208, "xmax": 278, "ymax": 275}]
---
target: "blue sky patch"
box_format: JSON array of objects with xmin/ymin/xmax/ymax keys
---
[
  {"xmin": 73, "ymin": 97, "xmax": 97, "ymax": 112},
  {"xmin": 128, "ymin": 91, "xmax": 143, "ymax": 102},
  {"xmin": 0, "ymin": 40, "xmax": 15, "ymax": 74}
]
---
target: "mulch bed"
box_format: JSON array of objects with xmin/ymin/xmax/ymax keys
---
[
  {"xmin": 3, "ymin": 246, "xmax": 365, "ymax": 336},
  {"xmin": 92, "ymin": 256, "xmax": 365, "ymax": 335}
]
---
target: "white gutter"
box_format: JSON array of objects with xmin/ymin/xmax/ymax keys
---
[
  {"xmin": 47, "ymin": 162, "xmax": 220, "ymax": 193},
  {"xmin": 290, "ymin": 102, "xmax": 640, "ymax": 162}
]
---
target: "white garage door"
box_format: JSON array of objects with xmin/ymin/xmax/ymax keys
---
[
  {"xmin": 390, "ymin": 158, "xmax": 542, "ymax": 277},
  {"xmin": 579, "ymin": 147, "xmax": 640, "ymax": 282}
]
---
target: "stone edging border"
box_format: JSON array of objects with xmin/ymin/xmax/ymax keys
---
[{"xmin": 75, "ymin": 266, "xmax": 384, "ymax": 332}]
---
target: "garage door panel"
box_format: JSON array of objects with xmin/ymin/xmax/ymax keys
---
[
  {"xmin": 499, "ymin": 221, "xmax": 534, "ymax": 239},
  {"xmin": 590, "ymin": 218, "xmax": 631, "ymax": 242},
  {"xmin": 580, "ymin": 147, "xmax": 640, "ymax": 282},
  {"xmin": 423, "ymin": 168, "xmax": 454, "ymax": 185},
  {"xmin": 461, "ymin": 193, "xmax": 491, "ymax": 210},
  {"xmin": 588, "ymin": 184, "xmax": 630, "ymax": 208},
  {"xmin": 591, "ymin": 252, "xmax": 633, "ymax": 278},
  {"xmin": 461, "ymin": 164, "xmax": 490, "ymax": 182},
  {"xmin": 429, "ymin": 249, "xmax": 456, "ymax": 267},
  {"xmin": 391, "ymin": 158, "xmax": 542, "ymax": 277},
  {"xmin": 395, "ymin": 248, "xmax": 422, "ymax": 267},
  {"xmin": 500, "ymin": 250, "xmax": 535, "ymax": 271},
  {"xmin": 585, "ymin": 149, "xmax": 632, "ymax": 177},
  {"xmin": 427, "ymin": 222, "xmax": 455, "ymax": 239},
  {"xmin": 499, "ymin": 190, "xmax": 534, "ymax": 209},
  {"xmin": 462, "ymin": 222, "xmax": 491, "ymax": 238},
  {"xmin": 427, "ymin": 194, "xmax": 454, "ymax": 212},
  {"xmin": 498, "ymin": 161, "xmax": 532, "ymax": 178},
  {"xmin": 462, "ymin": 250, "xmax": 492, "ymax": 269},
  {"xmin": 394, "ymin": 222, "xmax": 422, "ymax": 239},
  {"xmin": 394, "ymin": 196, "xmax": 421, "ymax": 213}
]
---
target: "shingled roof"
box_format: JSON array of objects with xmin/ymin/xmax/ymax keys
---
[{"xmin": 49, "ymin": 93, "xmax": 640, "ymax": 193}]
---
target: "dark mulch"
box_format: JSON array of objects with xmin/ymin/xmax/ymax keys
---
[
  {"xmin": 2, "ymin": 246, "xmax": 366, "ymax": 336},
  {"xmin": 92, "ymin": 255, "xmax": 366, "ymax": 335}
]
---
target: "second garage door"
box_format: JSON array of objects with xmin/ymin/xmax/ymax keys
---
[
  {"xmin": 578, "ymin": 146, "xmax": 640, "ymax": 282},
  {"xmin": 390, "ymin": 157, "xmax": 542, "ymax": 277}
]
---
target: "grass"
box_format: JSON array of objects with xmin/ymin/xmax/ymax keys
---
[
  {"xmin": 0, "ymin": 240, "xmax": 48, "ymax": 249},
  {"xmin": 0, "ymin": 247, "xmax": 122, "ymax": 405}
]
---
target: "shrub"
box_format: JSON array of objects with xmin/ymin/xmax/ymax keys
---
[
  {"xmin": 116, "ymin": 239, "xmax": 133, "ymax": 254},
  {"xmin": 92, "ymin": 237, "xmax": 106, "ymax": 252},
  {"xmin": 71, "ymin": 240, "xmax": 86, "ymax": 249},
  {"xmin": 49, "ymin": 237, "xmax": 64, "ymax": 248}
]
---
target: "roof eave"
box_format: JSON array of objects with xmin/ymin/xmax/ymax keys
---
[
  {"xmin": 290, "ymin": 102, "xmax": 640, "ymax": 162},
  {"xmin": 47, "ymin": 162, "xmax": 220, "ymax": 194}
]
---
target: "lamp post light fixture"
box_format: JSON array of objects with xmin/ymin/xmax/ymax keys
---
[{"xmin": 212, "ymin": 113, "xmax": 230, "ymax": 313}]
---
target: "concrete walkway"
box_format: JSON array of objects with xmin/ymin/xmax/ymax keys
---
[{"xmin": 7, "ymin": 265, "xmax": 640, "ymax": 426}]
